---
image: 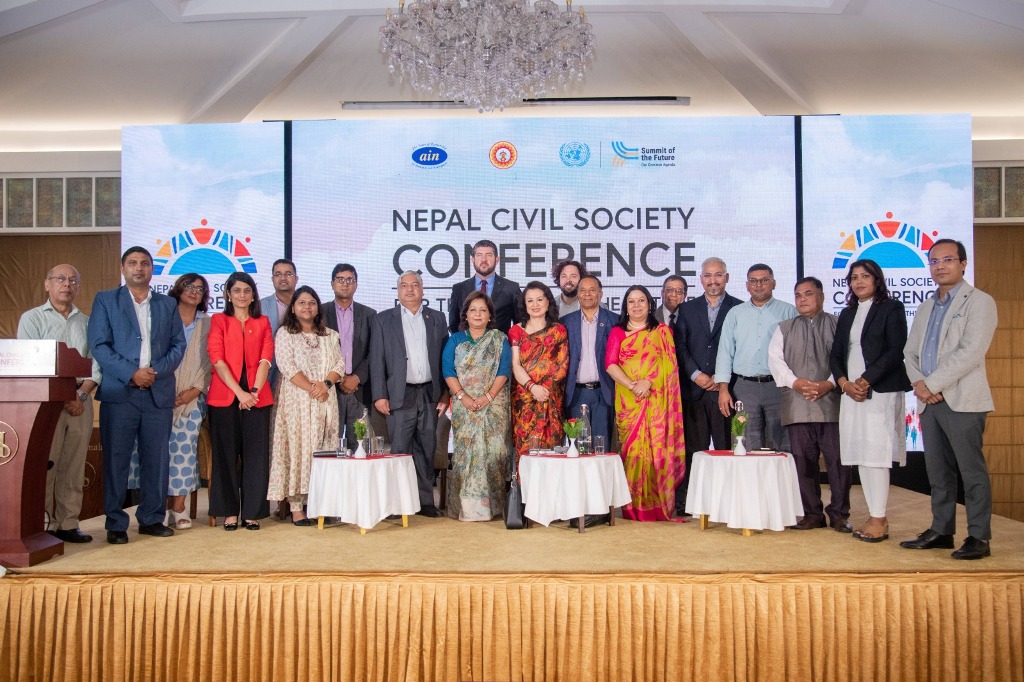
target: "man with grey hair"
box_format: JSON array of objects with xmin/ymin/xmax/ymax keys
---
[
  {"xmin": 17, "ymin": 264, "xmax": 102, "ymax": 543},
  {"xmin": 370, "ymin": 271, "xmax": 450, "ymax": 517}
]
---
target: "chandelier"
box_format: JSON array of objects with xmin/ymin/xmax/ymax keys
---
[{"xmin": 380, "ymin": 0, "xmax": 596, "ymax": 113}]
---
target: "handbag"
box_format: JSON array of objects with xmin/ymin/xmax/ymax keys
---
[{"xmin": 503, "ymin": 458, "xmax": 527, "ymax": 530}]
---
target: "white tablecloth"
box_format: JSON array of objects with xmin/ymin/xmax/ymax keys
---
[
  {"xmin": 307, "ymin": 455, "xmax": 421, "ymax": 530},
  {"xmin": 519, "ymin": 454, "xmax": 632, "ymax": 527},
  {"xmin": 684, "ymin": 450, "xmax": 802, "ymax": 531}
]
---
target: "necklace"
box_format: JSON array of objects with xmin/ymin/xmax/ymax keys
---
[
  {"xmin": 627, "ymin": 320, "xmax": 645, "ymax": 330},
  {"xmin": 303, "ymin": 332, "xmax": 320, "ymax": 349}
]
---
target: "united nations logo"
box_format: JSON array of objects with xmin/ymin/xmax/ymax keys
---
[
  {"xmin": 560, "ymin": 142, "xmax": 591, "ymax": 168},
  {"xmin": 0, "ymin": 421, "xmax": 19, "ymax": 466}
]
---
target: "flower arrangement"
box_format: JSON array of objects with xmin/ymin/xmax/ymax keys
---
[
  {"xmin": 353, "ymin": 418, "xmax": 367, "ymax": 440},
  {"xmin": 563, "ymin": 418, "xmax": 583, "ymax": 440},
  {"xmin": 731, "ymin": 401, "xmax": 748, "ymax": 437}
]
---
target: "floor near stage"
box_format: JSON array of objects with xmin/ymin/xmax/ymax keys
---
[{"xmin": 12, "ymin": 485, "xmax": 1024, "ymax": 576}]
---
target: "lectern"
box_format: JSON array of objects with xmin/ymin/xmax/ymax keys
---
[{"xmin": 0, "ymin": 340, "xmax": 92, "ymax": 567}]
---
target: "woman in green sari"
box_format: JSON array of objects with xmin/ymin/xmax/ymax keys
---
[{"xmin": 442, "ymin": 291, "xmax": 513, "ymax": 521}]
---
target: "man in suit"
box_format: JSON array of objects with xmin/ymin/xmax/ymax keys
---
[
  {"xmin": 901, "ymin": 239, "xmax": 998, "ymax": 560},
  {"xmin": 87, "ymin": 246, "xmax": 186, "ymax": 544},
  {"xmin": 17, "ymin": 263, "xmax": 102, "ymax": 543},
  {"xmin": 655, "ymin": 275, "xmax": 687, "ymax": 326},
  {"xmin": 260, "ymin": 258, "xmax": 298, "ymax": 386},
  {"xmin": 448, "ymin": 239, "xmax": 522, "ymax": 333},
  {"xmin": 714, "ymin": 263, "xmax": 797, "ymax": 451},
  {"xmin": 322, "ymin": 263, "xmax": 377, "ymax": 451},
  {"xmin": 673, "ymin": 257, "xmax": 742, "ymax": 513},
  {"xmin": 553, "ymin": 259, "xmax": 584, "ymax": 317},
  {"xmin": 371, "ymin": 271, "xmax": 450, "ymax": 517},
  {"xmin": 561, "ymin": 274, "xmax": 616, "ymax": 443}
]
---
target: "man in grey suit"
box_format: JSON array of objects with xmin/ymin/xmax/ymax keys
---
[
  {"xmin": 322, "ymin": 263, "xmax": 376, "ymax": 450},
  {"xmin": 448, "ymin": 239, "xmax": 522, "ymax": 333},
  {"xmin": 673, "ymin": 257, "xmax": 742, "ymax": 514},
  {"xmin": 260, "ymin": 258, "xmax": 298, "ymax": 386},
  {"xmin": 655, "ymin": 275, "xmax": 687, "ymax": 326},
  {"xmin": 371, "ymin": 271, "xmax": 449, "ymax": 517},
  {"xmin": 901, "ymin": 239, "xmax": 998, "ymax": 560},
  {"xmin": 88, "ymin": 246, "xmax": 186, "ymax": 543}
]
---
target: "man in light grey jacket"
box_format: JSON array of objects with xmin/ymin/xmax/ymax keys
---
[{"xmin": 900, "ymin": 239, "xmax": 997, "ymax": 560}]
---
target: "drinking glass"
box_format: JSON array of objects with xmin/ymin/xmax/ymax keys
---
[
  {"xmin": 594, "ymin": 435, "xmax": 606, "ymax": 455},
  {"xmin": 373, "ymin": 436, "xmax": 385, "ymax": 455}
]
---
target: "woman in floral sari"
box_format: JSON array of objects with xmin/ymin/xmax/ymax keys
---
[
  {"xmin": 442, "ymin": 291, "xmax": 512, "ymax": 521},
  {"xmin": 605, "ymin": 285, "xmax": 686, "ymax": 521},
  {"xmin": 509, "ymin": 281, "xmax": 569, "ymax": 456}
]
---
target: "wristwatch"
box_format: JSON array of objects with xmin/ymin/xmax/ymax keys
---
[
  {"xmin": 324, "ymin": 379, "xmax": 334, "ymax": 389},
  {"xmin": 76, "ymin": 390, "xmax": 89, "ymax": 401}
]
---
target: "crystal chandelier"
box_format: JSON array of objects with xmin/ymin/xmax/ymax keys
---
[{"xmin": 380, "ymin": 0, "xmax": 596, "ymax": 113}]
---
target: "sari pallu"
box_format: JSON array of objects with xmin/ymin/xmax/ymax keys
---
[
  {"xmin": 607, "ymin": 325, "xmax": 686, "ymax": 521},
  {"xmin": 448, "ymin": 329, "xmax": 512, "ymax": 521},
  {"xmin": 509, "ymin": 323, "xmax": 568, "ymax": 456}
]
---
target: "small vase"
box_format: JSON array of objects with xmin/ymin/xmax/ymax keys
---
[
  {"xmin": 733, "ymin": 435, "xmax": 747, "ymax": 457},
  {"xmin": 566, "ymin": 438, "xmax": 579, "ymax": 458},
  {"xmin": 354, "ymin": 439, "xmax": 367, "ymax": 459}
]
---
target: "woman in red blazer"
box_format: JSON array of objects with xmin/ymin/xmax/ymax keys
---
[{"xmin": 207, "ymin": 272, "xmax": 275, "ymax": 531}]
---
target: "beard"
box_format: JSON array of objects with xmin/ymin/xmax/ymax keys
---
[
  {"xmin": 559, "ymin": 282, "xmax": 578, "ymax": 299},
  {"xmin": 475, "ymin": 262, "xmax": 496, "ymax": 278}
]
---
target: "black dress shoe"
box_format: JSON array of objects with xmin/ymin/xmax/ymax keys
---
[
  {"xmin": 829, "ymin": 518, "xmax": 853, "ymax": 533},
  {"xmin": 51, "ymin": 528, "xmax": 94, "ymax": 543},
  {"xmin": 791, "ymin": 516, "xmax": 826, "ymax": 530},
  {"xmin": 583, "ymin": 514, "xmax": 611, "ymax": 528},
  {"xmin": 952, "ymin": 536, "xmax": 991, "ymax": 560},
  {"xmin": 417, "ymin": 505, "xmax": 444, "ymax": 518},
  {"xmin": 138, "ymin": 523, "xmax": 174, "ymax": 537},
  {"xmin": 899, "ymin": 529, "xmax": 954, "ymax": 550},
  {"xmin": 106, "ymin": 530, "xmax": 128, "ymax": 544}
]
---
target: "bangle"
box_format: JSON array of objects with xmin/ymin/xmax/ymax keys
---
[
  {"xmin": 456, "ymin": 392, "xmax": 465, "ymax": 401},
  {"xmin": 526, "ymin": 380, "xmax": 535, "ymax": 390},
  {"xmin": 486, "ymin": 393, "xmax": 493, "ymax": 402}
]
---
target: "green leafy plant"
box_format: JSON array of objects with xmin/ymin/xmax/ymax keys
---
[{"xmin": 563, "ymin": 418, "xmax": 583, "ymax": 439}]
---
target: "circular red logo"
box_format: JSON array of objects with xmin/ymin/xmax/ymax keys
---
[{"xmin": 489, "ymin": 141, "xmax": 517, "ymax": 169}]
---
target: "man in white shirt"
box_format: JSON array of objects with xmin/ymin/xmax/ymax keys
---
[{"xmin": 17, "ymin": 264, "xmax": 102, "ymax": 543}]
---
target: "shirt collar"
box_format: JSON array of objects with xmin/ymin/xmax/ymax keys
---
[
  {"xmin": 935, "ymin": 281, "xmax": 964, "ymax": 306},
  {"xmin": 401, "ymin": 303, "xmax": 423, "ymax": 318},
  {"xmin": 41, "ymin": 299, "xmax": 81, "ymax": 318},
  {"xmin": 474, "ymin": 273, "xmax": 496, "ymax": 289}
]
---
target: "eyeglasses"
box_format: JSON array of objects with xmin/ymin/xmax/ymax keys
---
[
  {"xmin": 927, "ymin": 256, "xmax": 961, "ymax": 266},
  {"xmin": 747, "ymin": 277, "xmax": 773, "ymax": 286},
  {"xmin": 183, "ymin": 285, "xmax": 205, "ymax": 293},
  {"xmin": 273, "ymin": 271, "xmax": 296, "ymax": 279},
  {"xmin": 48, "ymin": 275, "xmax": 80, "ymax": 286},
  {"xmin": 663, "ymin": 287, "xmax": 685, "ymax": 295},
  {"xmin": 333, "ymin": 276, "xmax": 356, "ymax": 285}
]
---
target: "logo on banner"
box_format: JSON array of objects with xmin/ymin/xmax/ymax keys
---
[
  {"xmin": 831, "ymin": 212, "xmax": 935, "ymax": 270},
  {"xmin": 489, "ymin": 141, "xmax": 517, "ymax": 169},
  {"xmin": 559, "ymin": 142, "xmax": 591, "ymax": 167},
  {"xmin": 610, "ymin": 141, "xmax": 639, "ymax": 167},
  {"xmin": 153, "ymin": 219, "xmax": 258, "ymax": 276},
  {"xmin": 411, "ymin": 145, "xmax": 448, "ymax": 168}
]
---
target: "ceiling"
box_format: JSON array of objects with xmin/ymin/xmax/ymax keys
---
[{"xmin": 0, "ymin": 0, "xmax": 1022, "ymax": 153}]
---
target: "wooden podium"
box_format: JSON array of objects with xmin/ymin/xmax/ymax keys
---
[{"xmin": 0, "ymin": 340, "xmax": 92, "ymax": 567}]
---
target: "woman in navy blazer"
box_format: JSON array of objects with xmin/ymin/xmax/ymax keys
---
[
  {"xmin": 829, "ymin": 259, "xmax": 911, "ymax": 544},
  {"xmin": 207, "ymin": 272, "xmax": 275, "ymax": 531}
]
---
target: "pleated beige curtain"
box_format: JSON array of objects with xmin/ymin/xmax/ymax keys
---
[{"xmin": 2, "ymin": 572, "xmax": 1022, "ymax": 681}]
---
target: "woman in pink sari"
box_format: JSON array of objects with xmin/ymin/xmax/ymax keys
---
[{"xmin": 605, "ymin": 285, "xmax": 686, "ymax": 521}]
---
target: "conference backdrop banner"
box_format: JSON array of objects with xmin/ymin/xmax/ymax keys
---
[
  {"xmin": 291, "ymin": 116, "xmax": 798, "ymax": 315},
  {"xmin": 800, "ymin": 113, "xmax": 973, "ymax": 450},
  {"xmin": 121, "ymin": 122, "xmax": 285, "ymax": 308}
]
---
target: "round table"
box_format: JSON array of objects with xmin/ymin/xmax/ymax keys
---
[
  {"xmin": 684, "ymin": 450, "xmax": 802, "ymax": 534},
  {"xmin": 518, "ymin": 453, "xmax": 632, "ymax": 532},
  {"xmin": 307, "ymin": 453, "xmax": 421, "ymax": 533}
]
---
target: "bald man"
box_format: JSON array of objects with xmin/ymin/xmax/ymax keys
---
[{"xmin": 17, "ymin": 264, "xmax": 102, "ymax": 543}]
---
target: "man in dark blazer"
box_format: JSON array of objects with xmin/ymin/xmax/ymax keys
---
[
  {"xmin": 87, "ymin": 246, "xmax": 186, "ymax": 544},
  {"xmin": 370, "ymin": 271, "xmax": 449, "ymax": 516},
  {"xmin": 561, "ymin": 274, "xmax": 616, "ymax": 444},
  {"xmin": 673, "ymin": 256, "xmax": 742, "ymax": 513},
  {"xmin": 448, "ymin": 239, "xmax": 522, "ymax": 333},
  {"xmin": 322, "ymin": 263, "xmax": 377, "ymax": 450}
]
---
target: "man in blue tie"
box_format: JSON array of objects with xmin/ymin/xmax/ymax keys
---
[{"xmin": 88, "ymin": 246, "xmax": 186, "ymax": 544}]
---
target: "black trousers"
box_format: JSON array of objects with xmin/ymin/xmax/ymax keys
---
[
  {"xmin": 787, "ymin": 422, "xmax": 851, "ymax": 522},
  {"xmin": 208, "ymin": 402, "xmax": 271, "ymax": 521},
  {"xmin": 676, "ymin": 390, "xmax": 733, "ymax": 509}
]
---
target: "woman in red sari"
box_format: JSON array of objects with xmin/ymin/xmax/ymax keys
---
[
  {"xmin": 605, "ymin": 285, "xmax": 686, "ymax": 521},
  {"xmin": 509, "ymin": 281, "xmax": 569, "ymax": 456}
]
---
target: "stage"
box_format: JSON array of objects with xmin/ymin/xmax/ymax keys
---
[{"xmin": 2, "ymin": 485, "xmax": 1022, "ymax": 681}]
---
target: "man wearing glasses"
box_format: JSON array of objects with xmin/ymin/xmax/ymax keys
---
[
  {"xmin": 901, "ymin": 239, "xmax": 997, "ymax": 560},
  {"xmin": 261, "ymin": 258, "xmax": 299, "ymax": 386},
  {"xmin": 655, "ymin": 275, "xmax": 687, "ymax": 326},
  {"xmin": 714, "ymin": 263, "xmax": 797, "ymax": 451},
  {"xmin": 322, "ymin": 264, "xmax": 378, "ymax": 451},
  {"xmin": 17, "ymin": 264, "xmax": 103, "ymax": 543}
]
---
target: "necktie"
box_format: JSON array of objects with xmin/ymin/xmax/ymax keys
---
[
  {"xmin": 669, "ymin": 311, "xmax": 676, "ymax": 327},
  {"xmin": 479, "ymin": 279, "xmax": 487, "ymax": 295}
]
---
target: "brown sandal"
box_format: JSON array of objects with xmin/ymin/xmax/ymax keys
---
[{"xmin": 853, "ymin": 519, "xmax": 889, "ymax": 543}]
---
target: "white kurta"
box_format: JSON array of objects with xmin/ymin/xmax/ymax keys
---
[{"xmin": 838, "ymin": 300, "xmax": 906, "ymax": 468}]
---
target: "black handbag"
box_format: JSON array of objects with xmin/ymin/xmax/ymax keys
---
[{"xmin": 503, "ymin": 458, "xmax": 527, "ymax": 530}]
